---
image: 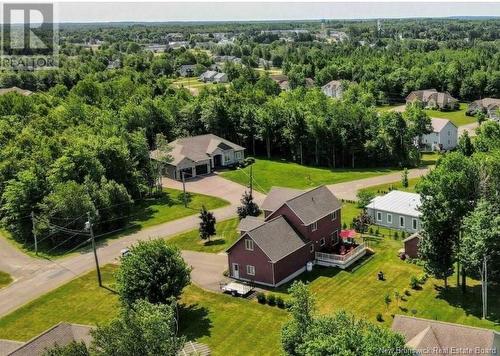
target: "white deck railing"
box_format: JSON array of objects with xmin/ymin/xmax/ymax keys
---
[{"xmin": 315, "ymin": 243, "xmax": 366, "ymax": 266}]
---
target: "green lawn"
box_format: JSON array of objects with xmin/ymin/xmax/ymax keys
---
[
  {"xmin": 0, "ymin": 271, "xmax": 13, "ymax": 289},
  {"xmin": 424, "ymin": 103, "xmax": 475, "ymax": 127},
  {"xmin": 360, "ymin": 177, "xmax": 421, "ymax": 196},
  {"xmin": 0, "ymin": 265, "xmax": 287, "ymax": 355},
  {"xmin": 376, "ymin": 103, "xmax": 405, "ymax": 112},
  {"xmin": 220, "ymin": 158, "xmax": 400, "ymax": 193},
  {"xmin": 167, "ymin": 217, "xmax": 240, "ymax": 253},
  {"xmin": 1, "ymin": 188, "xmax": 229, "ymax": 259}
]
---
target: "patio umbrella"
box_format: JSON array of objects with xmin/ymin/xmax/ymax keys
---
[{"xmin": 340, "ymin": 229, "xmax": 356, "ymax": 239}]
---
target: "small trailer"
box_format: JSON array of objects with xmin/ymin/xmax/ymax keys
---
[{"xmin": 221, "ymin": 282, "xmax": 253, "ymax": 297}]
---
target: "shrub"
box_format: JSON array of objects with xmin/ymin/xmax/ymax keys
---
[
  {"xmin": 369, "ymin": 227, "xmax": 374, "ymax": 234},
  {"xmin": 419, "ymin": 273, "xmax": 428, "ymax": 284},
  {"xmin": 394, "ymin": 231, "xmax": 399, "ymax": 239},
  {"xmin": 410, "ymin": 276, "xmax": 420, "ymax": 290},
  {"xmin": 376, "ymin": 313, "xmax": 383, "ymax": 322},
  {"xmin": 222, "ymin": 270, "xmax": 229, "ymax": 277},
  {"xmin": 256, "ymin": 292, "xmax": 266, "ymax": 304},
  {"xmin": 404, "ymin": 289, "xmax": 411, "ymax": 297},
  {"xmin": 267, "ymin": 294, "xmax": 276, "ymax": 306},
  {"xmin": 342, "ymin": 222, "xmax": 347, "ymax": 229},
  {"xmin": 276, "ymin": 296, "xmax": 285, "ymax": 308},
  {"xmin": 356, "ymin": 190, "xmax": 376, "ymax": 209},
  {"xmin": 375, "ymin": 228, "xmax": 380, "ymax": 236}
]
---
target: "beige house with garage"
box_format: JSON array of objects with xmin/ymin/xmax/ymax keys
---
[{"xmin": 150, "ymin": 134, "xmax": 245, "ymax": 180}]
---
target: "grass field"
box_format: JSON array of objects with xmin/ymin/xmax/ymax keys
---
[
  {"xmin": 0, "ymin": 265, "xmax": 287, "ymax": 355},
  {"xmin": 1, "ymin": 188, "xmax": 229, "ymax": 259},
  {"xmin": 167, "ymin": 217, "xmax": 239, "ymax": 253},
  {"xmin": 171, "ymin": 77, "xmax": 228, "ymax": 95},
  {"xmin": 220, "ymin": 158, "xmax": 400, "ymax": 193},
  {"xmin": 424, "ymin": 103, "xmax": 475, "ymax": 127},
  {"xmin": 255, "ymin": 67, "xmax": 283, "ymax": 76},
  {"xmin": 359, "ymin": 177, "xmax": 421, "ymax": 196},
  {"xmin": 0, "ymin": 271, "xmax": 12, "ymax": 289}
]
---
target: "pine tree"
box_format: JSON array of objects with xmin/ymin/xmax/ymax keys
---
[
  {"xmin": 237, "ymin": 191, "xmax": 261, "ymax": 219},
  {"xmin": 401, "ymin": 168, "xmax": 409, "ymax": 188},
  {"xmin": 199, "ymin": 205, "xmax": 216, "ymax": 242}
]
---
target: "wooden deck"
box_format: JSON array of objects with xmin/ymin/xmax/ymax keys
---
[{"xmin": 315, "ymin": 243, "xmax": 367, "ymax": 269}]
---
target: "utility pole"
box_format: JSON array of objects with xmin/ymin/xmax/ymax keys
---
[
  {"xmin": 86, "ymin": 212, "xmax": 102, "ymax": 287},
  {"xmin": 31, "ymin": 211, "xmax": 38, "ymax": 256},
  {"xmin": 181, "ymin": 171, "xmax": 187, "ymax": 207}
]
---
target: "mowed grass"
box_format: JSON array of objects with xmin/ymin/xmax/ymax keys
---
[
  {"xmin": 271, "ymin": 235, "xmax": 500, "ymax": 331},
  {"xmin": 0, "ymin": 265, "xmax": 287, "ymax": 355},
  {"xmin": 167, "ymin": 217, "xmax": 239, "ymax": 253},
  {"xmin": 360, "ymin": 177, "xmax": 421, "ymax": 195},
  {"xmin": 0, "ymin": 271, "xmax": 13, "ymax": 289},
  {"xmin": 220, "ymin": 158, "xmax": 400, "ymax": 193},
  {"xmin": 1, "ymin": 188, "xmax": 228, "ymax": 259},
  {"xmin": 424, "ymin": 103, "xmax": 475, "ymax": 127}
]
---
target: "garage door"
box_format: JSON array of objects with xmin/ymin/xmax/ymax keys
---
[
  {"xmin": 195, "ymin": 164, "xmax": 208, "ymax": 175},
  {"xmin": 178, "ymin": 167, "xmax": 193, "ymax": 179}
]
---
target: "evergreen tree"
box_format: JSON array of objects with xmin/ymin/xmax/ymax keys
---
[
  {"xmin": 199, "ymin": 205, "xmax": 216, "ymax": 242},
  {"xmin": 457, "ymin": 131, "xmax": 474, "ymax": 157},
  {"xmin": 237, "ymin": 191, "xmax": 261, "ymax": 219},
  {"xmin": 401, "ymin": 168, "xmax": 409, "ymax": 188}
]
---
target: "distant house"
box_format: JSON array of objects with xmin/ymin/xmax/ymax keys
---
[
  {"xmin": 178, "ymin": 64, "xmax": 197, "ymax": 77},
  {"xmin": 106, "ymin": 59, "xmax": 121, "ymax": 70},
  {"xmin": 403, "ymin": 232, "xmax": 420, "ymax": 258},
  {"xmin": 150, "ymin": 134, "xmax": 245, "ymax": 180},
  {"xmin": 213, "ymin": 55, "xmax": 241, "ymax": 64},
  {"xmin": 467, "ymin": 98, "xmax": 500, "ymax": 121},
  {"xmin": 406, "ymin": 89, "xmax": 459, "ymax": 110},
  {"xmin": 0, "ymin": 322, "xmax": 93, "ymax": 356},
  {"xmin": 270, "ymin": 74, "xmax": 315, "ymax": 91},
  {"xmin": 0, "ymin": 87, "xmax": 33, "ymax": 96},
  {"xmin": 392, "ymin": 315, "xmax": 500, "ymax": 355},
  {"xmin": 366, "ymin": 190, "xmax": 421, "ymax": 233},
  {"xmin": 227, "ymin": 186, "xmax": 367, "ymax": 287},
  {"xmin": 145, "ymin": 44, "xmax": 169, "ymax": 52},
  {"xmin": 321, "ymin": 80, "xmax": 344, "ymax": 99},
  {"xmin": 419, "ymin": 118, "xmax": 458, "ymax": 151},
  {"xmin": 199, "ymin": 70, "xmax": 228, "ymax": 83}
]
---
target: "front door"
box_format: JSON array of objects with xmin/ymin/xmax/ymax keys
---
[
  {"xmin": 214, "ymin": 154, "xmax": 222, "ymax": 167},
  {"xmin": 232, "ymin": 263, "xmax": 239, "ymax": 279}
]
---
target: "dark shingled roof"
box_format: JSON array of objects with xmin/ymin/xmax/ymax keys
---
[
  {"xmin": 245, "ymin": 216, "xmax": 307, "ymax": 262},
  {"xmin": 7, "ymin": 323, "xmax": 93, "ymax": 356},
  {"xmin": 285, "ymin": 186, "xmax": 342, "ymax": 225},
  {"xmin": 392, "ymin": 315, "xmax": 500, "ymax": 355},
  {"xmin": 261, "ymin": 187, "xmax": 303, "ymax": 213},
  {"xmin": 238, "ymin": 216, "xmax": 265, "ymax": 232}
]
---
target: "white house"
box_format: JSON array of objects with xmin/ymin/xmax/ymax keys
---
[
  {"xmin": 321, "ymin": 80, "xmax": 344, "ymax": 99},
  {"xmin": 419, "ymin": 118, "xmax": 458, "ymax": 151},
  {"xmin": 366, "ymin": 190, "xmax": 421, "ymax": 233}
]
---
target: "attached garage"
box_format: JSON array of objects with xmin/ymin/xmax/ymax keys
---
[{"xmin": 195, "ymin": 163, "xmax": 209, "ymax": 176}]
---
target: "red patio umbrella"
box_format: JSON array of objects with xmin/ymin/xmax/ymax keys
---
[{"xmin": 340, "ymin": 229, "xmax": 356, "ymax": 239}]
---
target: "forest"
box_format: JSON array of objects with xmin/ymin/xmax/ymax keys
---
[{"xmin": 0, "ymin": 18, "xmax": 499, "ymax": 249}]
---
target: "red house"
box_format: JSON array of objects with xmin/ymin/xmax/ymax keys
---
[{"xmin": 226, "ymin": 186, "xmax": 345, "ymax": 287}]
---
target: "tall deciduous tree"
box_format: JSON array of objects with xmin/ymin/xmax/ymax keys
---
[
  {"xmin": 116, "ymin": 239, "xmax": 191, "ymax": 307},
  {"xmin": 417, "ymin": 152, "xmax": 479, "ymax": 287}
]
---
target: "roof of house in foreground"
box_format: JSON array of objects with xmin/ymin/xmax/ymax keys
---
[
  {"xmin": 392, "ymin": 315, "xmax": 500, "ymax": 356},
  {"xmin": 228, "ymin": 216, "xmax": 308, "ymax": 262},
  {"xmin": 7, "ymin": 322, "xmax": 93, "ymax": 356},
  {"xmin": 431, "ymin": 117, "xmax": 456, "ymax": 132},
  {"xmin": 150, "ymin": 134, "xmax": 245, "ymax": 165},
  {"xmin": 366, "ymin": 190, "xmax": 421, "ymax": 217}
]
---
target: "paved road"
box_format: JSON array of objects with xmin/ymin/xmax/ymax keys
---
[
  {"xmin": 458, "ymin": 122, "xmax": 479, "ymax": 137},
  {"xmin": 0, "ymin": 169, "xmax": 427, "ymax": 317},
  {"xmin": 326, "ymin": 166, "xmax": 430, "ymax": 201}
]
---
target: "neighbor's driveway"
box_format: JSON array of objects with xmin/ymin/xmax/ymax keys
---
[{"xmin": 162, "ymin": 173, "xmax": 266, "ymax": 205}]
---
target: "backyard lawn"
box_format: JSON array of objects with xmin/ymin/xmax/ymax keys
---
[
  {"xmin": 0, "ymin": 271, "xmax": 12, "ymax": 289},
  {"xmin": 1, "ymin": 188, "xmax": 229, "ymax": 259},
  {"xmin": 424, "ymin": 103, "xmax": 475, "ymax": 127},
  {"xmin": 171, "ymin": 77, "xmax": 228, "ymax": 95},
  {"xmin": 0, "ymin": 265, "xmax": 287, "ymax": 356},
  {"xmin": 167, "ymin": 217, "xmax": 240, "ymax": 253},
  {"xmin": 220, "ymin": 158, "xmax": 400, "ymax": 193}
]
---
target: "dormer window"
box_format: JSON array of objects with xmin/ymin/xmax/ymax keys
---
[
  {"xmin": 311, "ymin": 221, "xmax": 318, "ymax": 231},
  {"xmin": 245, "ymin": 239, "xmax": 254, "ymax": 251}
]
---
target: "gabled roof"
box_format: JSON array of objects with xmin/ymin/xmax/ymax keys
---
[
  {"xmin": 392, "ymin": 315, "xmax": 500, "ymax": 355},
  {"xmin": 321, "ymin": 80, "xmax": 342, "ymax": 90},
  {"xmin": 285, "ymin": 186, "xmax": 342, "ymax": 225},
  {"xmin": 403, "ymin": 232, "xmax": 421, "ymax": 243},
  {"xmin": 7, "ymin": 322, "xmax": 93, "ymax": 355},
  {"xmin": 238, "ymin": 216, "xmax": 265, "ymax": 232},
  {"xmin": 150, "ymin": 134, "xmax": 245, "ymax": 165},
  {"xmin": 431, "ymin": 118, "xmax": 456, "ymax": 132},
  {"xmin": 366, "ymin": 190, "xmax": 421, "ymax": 217},
  {"xmin": 231, "ymin": 216, "xmax": 308, "ymax": 262},
  {"xmin": 261, "ymin": 187, "xmax": 304, "ymax": 212}
]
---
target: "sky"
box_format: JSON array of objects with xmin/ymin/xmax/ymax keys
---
[{"xmin": 51, "ymin": 2, "xmax": 500, "ymax": 23}]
